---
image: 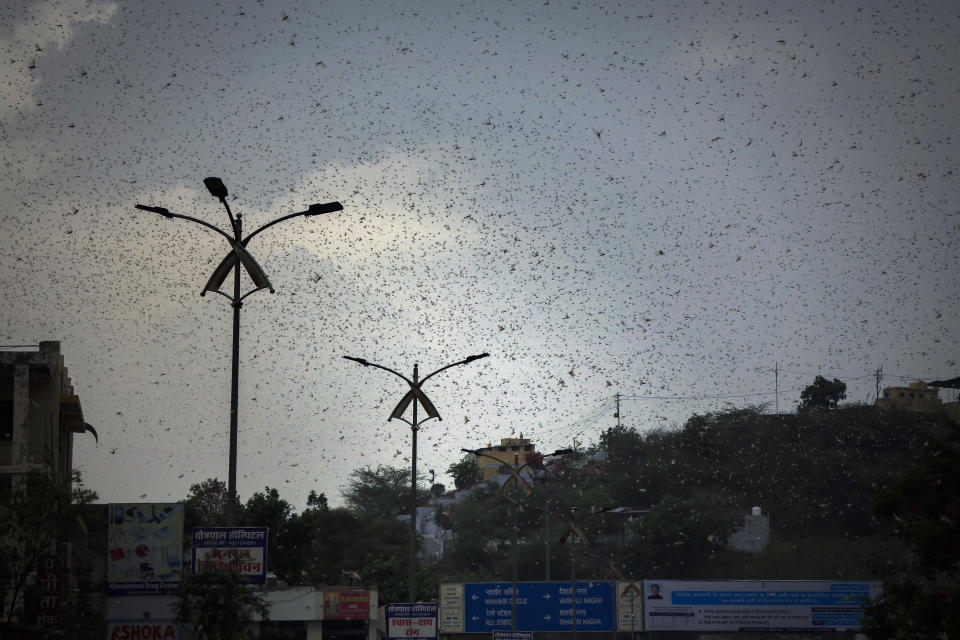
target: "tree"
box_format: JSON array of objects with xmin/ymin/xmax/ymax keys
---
[
  {"xmin": 447, "ymin": 455, "xmax": 479, "ymax": 490},
  {"xmin": 184, "ymin": 478, "xmax": 229, "ymax": 530},
  {"xmin": 799, "ymin": 375, "xmax": 847, "ymax": 411},
  {"xmin": 626, "ymin": 495, "xmax": 732, "ymax": 577},
  {"xmin": 306, "ymin": 490, "xmax": 329, "ymax": 512},
  {"xmin": 343, "ymin": 465, "xmax": 427, "ymax": 519},
  {"xmin": 861, "ymin": 425, "xmax": 960, "ymax": 638},
  {"xmin": 174, "ymin": 562, "xmax": 269, "ymax": 640},
  {"xmin": 239, "ymin": 487, "xmax": 296, "ymax": 582},
  {"xmin": 0, "ymin": 471, "xmax": 97, "ymax": 627}
]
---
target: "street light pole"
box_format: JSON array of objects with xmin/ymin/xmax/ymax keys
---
[
  {"xmin": 345, "ymin": 353, "xmax": 489, "ymax": 602},
  {"xmin": 137, "ymin": 179, "xmax": 343, "ymax": 525},
  {"xmin": 461, "ymin": 447, "xmax": 572, "ymax": 630}
]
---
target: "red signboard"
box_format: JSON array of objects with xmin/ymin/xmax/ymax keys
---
[
  {"xmin": 323, "ymin": 590, "xmax": 370, "ymax": 619},
  {"xmin": 107, "ymin": 621, "xmax": 180, "ymax": 639}
]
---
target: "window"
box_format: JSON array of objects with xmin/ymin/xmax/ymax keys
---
[
  {"xmin": 899, "ymin": 392, "xmax": 905, "ymax": 398},
  {"xmin": 0, "ymin": 399, "xmax": 12, "ymax": 441},
  {"xmin": 524, "ymin": 445, "xmax": 533, "ymax": 451}
]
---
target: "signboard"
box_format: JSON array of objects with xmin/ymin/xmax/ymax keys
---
[
  {"xmin": 642, "ymin": 580, "xmax": 882, "ymax": 632},
  {"xmin": 107, "ymin": 503, "xmax": 184, "ymax": 595},
  {"xmin": 192, "ymin": 527, "xmax": 268, "ymax": 583},
  {"xmin": 106, "ymin": 619, "xmax": 180, "ymax": 639},
  {"xmin": 493, "ymin": 632, "xmax": 533, "ymax": 640},
  {"xmin": 440, "ymin": 583, "xmax": 465, "ymax": 632},
  {"xmin": 440, "ymin": 582, "xmax": 616, "ymax": 633},
  {"xmin": 37, "ymin": 554, "xmax": 65, "ymax": 627},
  {"xmin": 324, "ymin": 589, "xmax": 371, "ymax": 619},
  {"xmin": 386, "ymin": 602, "xmax": 439, "ymax": 639},
  {"xmin": 616, "ymin": 581, "xmax": 643, "ymax": 632}
]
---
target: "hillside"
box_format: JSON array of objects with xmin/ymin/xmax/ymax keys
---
[{"xmin": 436, "ymin": 405, "xmax": 955, "ymax": 585}]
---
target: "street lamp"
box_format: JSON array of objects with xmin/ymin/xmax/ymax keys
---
[
  {"xmin": 137, "ymin": 178, "xmax": 343, "ymax": 525},
  {"xmin": 344, "ymin": 353, "xmax": 489, "ymax": 601},
  {"xmin": 461, "ymin": 447, "xmax": 572, "ymax": 630}
]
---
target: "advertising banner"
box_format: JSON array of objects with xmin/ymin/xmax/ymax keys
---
[
  {"xmin": 324, "ymin": 590, "xmax": 371, "ymax": 619},
  {"xmin": 106, "ymin": 619, "xmax": 180, "ymax": 639},
  {"xmin": 192, "ymin": 527, "xmax": 268, "ymax": 583},
  {"xmin": 386, "ymin": 602, "xmax": 439, "ymax": 639},
  {"xmin": 642, "ymin": 580, "xmax": 882, "ymax": 632},
  {"xmin": 107, "ymin": 503, "xmax": 184, "ymax": 595}
]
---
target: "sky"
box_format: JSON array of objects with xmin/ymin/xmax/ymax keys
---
[{"xmin": 1, "ymin": 0, "xmax": 957, "ymax": 511}]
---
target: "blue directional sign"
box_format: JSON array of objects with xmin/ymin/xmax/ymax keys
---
[{"xmin": 460, "ymin": 582, "xmax": 615, "ymax": 633}]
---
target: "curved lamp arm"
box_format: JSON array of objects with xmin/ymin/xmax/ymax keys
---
[
  {"xmin": 135, "ymin": 205, "xmax": 238, "ymax": 246},
  {"xmin": 243, "ymin": 202, "xmax": 343, "ymax": 246},
  {"xmin": 342, "ymin": 356, "xmax": 414, "ymax": 388},
  {"xmin": 420, "ymin": 353, "xmax": 489, "ymax": 385}
]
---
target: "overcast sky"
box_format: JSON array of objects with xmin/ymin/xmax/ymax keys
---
[{"xmin": 2, "ymin": 0, "xmax": 957, "ymax": 510}]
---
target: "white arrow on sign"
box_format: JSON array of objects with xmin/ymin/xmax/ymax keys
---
[
  {"xmin": 472, "ymin": 594, "xmax": 480, "ymax": 600},
  {"xmin": 543, "ymin": 615, "xmax": 551, "ymax": 621},
  {"xmin": 472, "ymin": 616, "xmax": 479, "ymax": 621},
  {"xmin": 542, "ymin": 594, "xmax": 551, "ymax": 600}
]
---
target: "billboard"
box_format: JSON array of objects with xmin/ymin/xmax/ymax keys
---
[
  {"xmin": 192, "ymin": 527, "xmax": 268, "ymax": 583},
  {"xmin": 386, "ymin": 602, "xmax": 439, "ymax": 639},
  {"xmin": 324, "ymin": 590, "xmax": 371, "ymax": 619},
  {"xmin": 107, "ymin": 503, "xmax": 184, "ymax": 595},
  {"xmin": 642, "ymin": 580, "xmax": 882, "ymax": 632}
]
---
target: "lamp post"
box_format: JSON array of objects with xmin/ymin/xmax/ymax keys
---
[
  {"xmin": 344, "ymin": 353, "xmax": 489, "ymax": 601},
  {"xmin": 559, "ymin": 507, "xmax": 589, "ymax": 640},
  {"xmin": 137, "ymin": 178, "xmax": 343, "ymax": 525},
  {"xmin": 461, "ymin": 447, "xmax": 572, "ymax": 630}
]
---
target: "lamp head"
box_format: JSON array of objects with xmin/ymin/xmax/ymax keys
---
[
  {"xmin": 306, "ymin": 201, "xmax": 344, "ymax": 216},
  {"xmin": 203, "ymin": 177, "xmax": 228, "ymax": 199}
]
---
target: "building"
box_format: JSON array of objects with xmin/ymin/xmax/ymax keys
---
[
  {"xmin": 876, "ymin": 381, "xmax": 944, "ymax": 414},
  {"xmin": 474, "ymin": 435, "xmax": 538, "ymax": 481},
  {"xmin": 0, "ymin": 341, "xmax": 97, "ymax": 634},
  {"xmin": 0, "ymin": 341, "xmax": 95, "ymax": 488},
  {"xmin": 728, "ymin": 506, "xmax": 771, "ymax": 552}
]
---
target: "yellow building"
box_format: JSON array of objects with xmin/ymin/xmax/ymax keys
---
[
  {"xmin": 875, "ymin": 381, "xmax": 943, "ymax": 414},
  {"xmin": 475, "ymin": 435, "xmax": 538, "ymax": 481}
]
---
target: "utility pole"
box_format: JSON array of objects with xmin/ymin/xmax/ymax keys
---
[
  {"xmin": 614, "ymin": 393, "xmax": 622, "ymax": 428},
  {"xmin": 875, "ymin": 365, "xmax": 884, "ymax": 401},
  {"xmin": 774, "ymin": 362, "xmax": 779, "ymax": 415}
]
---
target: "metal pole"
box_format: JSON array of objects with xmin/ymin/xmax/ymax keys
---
[
  {"xmin": 544, "ymin": 488, "xmax": 550, "ymax": 581},
  {"xmin": 571, "ymin": 542, "xmax": 577, "ymax": 640},
  {"xmin": 512, "ymin": 453, "xmax": 519, "ymax": 631},
  {"xmin": 227, "ymin": 214, "xmax": 242, "ymax": 527},
  {"xmin": 409, "ymin": 363, "xmax": 419, "ymax": 603}
]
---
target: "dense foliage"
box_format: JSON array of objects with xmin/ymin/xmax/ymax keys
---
[
  {"xmin": 0, "ymin": 471, "xmax": 97, "ymax": 627},
  {"xmin": 175, "ymin": 393, "xmax": 954, "ymax": 621},
  {"xmin": 861, "ymin": 422, "xmax": 960, "ymax": 639},
  {"xmin": 174, "ymin": 562, "xmax": 270, "ymax": 640},
  {"xmin": 799, "ymin": 375, "xmax": 848, "ymax": 411}
]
